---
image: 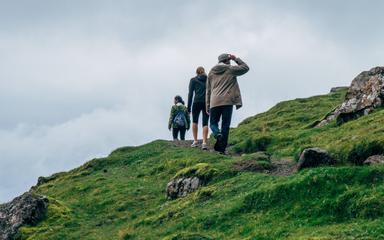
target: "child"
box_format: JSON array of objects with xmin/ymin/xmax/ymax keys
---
[{"xmin": 168, "ymin": 95, "xmax": 190, "ymax": 140}]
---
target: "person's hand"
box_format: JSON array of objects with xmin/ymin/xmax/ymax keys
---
[
  {"xmin": 206, "ymin": 109, "xmax": 210, "ymax": 115},
  {"xmin": 229, "ymin": 54, "xmax": 237, "ymax": 60}
]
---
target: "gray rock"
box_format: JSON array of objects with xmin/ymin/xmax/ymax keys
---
[
  {"xmin": 330, "ymin": 86, "xmax": 348, "ymax": 93},
  {"xmin": 363, "ymin": 155, "xmax": 384, "ymax": 165},
  {"xmin": 297, "ymin": 148, "xmax": 335, "ymax": 171},
  {"xmin": 166, "ymin": 177, "xmax": 202, "ymax": 199},
  {"xmin": 0, "ymin": 192, "xmax": 48, "ymax": 240},
  {"xmin": 316, "ymin": 67, "xmax": 384, "ymax": 127}
]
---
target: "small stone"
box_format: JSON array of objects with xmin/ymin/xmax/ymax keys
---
[
  {"xmin": 297, "ymin": 148, "xmax": 335, "ymax": 171},
  {"xmin": 363, "ymin": 155, "xmax": 384, "ymax": 165},
  {"xmin": 363, "ymin": 108, "xmax": 372, "ymax": 116}
]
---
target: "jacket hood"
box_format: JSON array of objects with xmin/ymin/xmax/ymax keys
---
[
  {"xmin": 196, "ymin": 74, "xmax": 207, "ymax": 82},
  {"xmin": 210, "ymin": 63, "xmax": 229, "ymax": 75}
]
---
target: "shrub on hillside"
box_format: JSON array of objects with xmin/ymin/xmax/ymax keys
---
[{"xmin": 348, "ymin": 140, "xmax": 384, "ymax": 165}]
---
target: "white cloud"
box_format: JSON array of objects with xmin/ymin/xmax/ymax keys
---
[{"xmin": 1, "ymin": 1, "xmax": 384, "ymax": 202}]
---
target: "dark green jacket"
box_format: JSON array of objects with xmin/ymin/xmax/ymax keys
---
[{"xmin": 168, "ymin": 103, "xmax": 191, "ymax": 129}]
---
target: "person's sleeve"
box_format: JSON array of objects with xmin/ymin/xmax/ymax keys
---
[
  {"xmin": 187, "ymin": 79, "xmax": 194, "ymax": 113},
  {"xmin": 168, "ymin": 106, "xmax": 175, "ymax": 129},
  {"xmin": 228, "ymin": 58, "xmax": 249, "ymax": 76},
  {"xmin": 206, "ymin": 74, "xmax": 211, "ymax": 112}
]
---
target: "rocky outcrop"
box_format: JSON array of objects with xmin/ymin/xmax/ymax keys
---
[
  {"xmin": 166, "ymin": 163, "xmax": 217, "ymax": 199},
  {"xmin": 330, "ymin": 86, "xmax": 348, "ymax": 93},
  {"xmin": 0, "ymin": 192, "xmax": 48, "ymax": 240},
  {"xmin": 35, "ymin": 172, "xmax": 65, "ymax": 187},
  {"xmin": 166, "ymin": 177, "xmax": 203, "ymax": 199},
  {"xmin": 363, "ymin": 155, "xmax": 384, "ymax": 165},
  {"xmin": 316, "ymin": 67, "xmax": 384, "ymax": 127},
  {"xmin": 297, "ymin": 148, "xmax": 335, "ymax": 171}
]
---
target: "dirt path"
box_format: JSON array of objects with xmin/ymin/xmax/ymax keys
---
[
  {"xmin": 171, "ymin": 140, "xmax": 297, "ymax": 176},
  {"xmin": 269, "ymin": 159, "xmax": 297, "ymax": 176},
  {"xmin": 171, "ymin": 140, "xmax": 226, "ymax": 154}
]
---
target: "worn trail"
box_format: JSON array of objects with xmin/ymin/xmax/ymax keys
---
[{"xmin": 171, "ymin": 140, "xmax": 297, "ymax": 176}]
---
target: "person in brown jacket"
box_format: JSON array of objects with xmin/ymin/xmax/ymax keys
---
[{"xmin": 206, "ymin": 53, "xmax": 249, "ymax": 153}]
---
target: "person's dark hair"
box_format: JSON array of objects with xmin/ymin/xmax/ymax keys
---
[
  {"xmin": 196, "ymin": 66, "xmax": 206, "ymax": 76},
  {"xmin": 174, "ymin": 95, "xmax": 185, "ymax": 105}
]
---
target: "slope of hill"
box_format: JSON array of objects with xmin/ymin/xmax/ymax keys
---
[
  {"xmin": 16, "ymin": 88, "xmax": 384, "ymax": 239},
  {"xmin": 230, "ymin": 88, "xmax": 384, "ymax": 163}
]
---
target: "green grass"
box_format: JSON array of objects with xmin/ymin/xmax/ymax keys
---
[
  {"xmin": 18, "ymin": 89, "xmax": 384, "ymax": 239},
  {"xmin": 230, "ymin": 89, "xmax": 384, "ymax": 163}
]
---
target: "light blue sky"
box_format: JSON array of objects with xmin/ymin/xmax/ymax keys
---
[{"xmin": 0, "ymin": 0, "xmax": 383, "ymax": 202}]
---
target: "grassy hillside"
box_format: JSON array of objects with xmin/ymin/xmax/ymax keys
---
[
  {"xmin": 19, "ymin": 89, "xmax": 384, "ymax": 239},
  {"xmin": 230, "ymin": 88, "xmax": 384, "ymax": 163}
]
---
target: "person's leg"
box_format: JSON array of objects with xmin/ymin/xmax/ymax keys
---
[
  {"xmin": 191, "ymin": 103, "xmax": 201, "ymax": 146},
  {"xmin": 202, "ymin": 126, "xmax": 208, "ymax": 143},
  {"xmin": 209, "ymin": 106, "xmax": 222, "ymax": 138},
  {"xmin": 172, "ymin": 128, "xmax": 179, "ymax": 140},
  {"xmin": 210, "ymin": 106, "xmax": 224, "ymax": 152},
  {"xmin": 201, "ymin": 107, "xmax": 209, "ymax": 146},
  {"xmin": 192, "ymin": 123, "xmax": 198, "ymax": 141},
  {"xmin": 220, "ymin": 105, "xmax": 234, "ymax": 152},
  {"xmin": 180, "ymin": 127, "xmax": 186, "ymax": 140}
]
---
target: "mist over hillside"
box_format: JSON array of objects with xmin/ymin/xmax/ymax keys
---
[{"xmin": 1, "ymin": 0, "xmax": 384, "ymax": 203}]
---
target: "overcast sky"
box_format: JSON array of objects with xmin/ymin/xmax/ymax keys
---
[{"xmin": 0, "ymin": 0, "xmax": 383, "ymax": 202}]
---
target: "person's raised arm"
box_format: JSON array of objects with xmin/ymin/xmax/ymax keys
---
[
  {"xmin": 228, "ymin": 56, "xmax": 249, "ymax": 76},
  {"xmin": 187, "ymin": 79, "xmax": 194, "ymax": 113}
]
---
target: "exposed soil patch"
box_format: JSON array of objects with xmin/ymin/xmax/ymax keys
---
[
  {"xmin": 233, "ymin": 160, "xmax": 275, "ymax": 173},
  {"xmin": 269, "ymin": 159, "xmax": 297, "ymax": 176},
  {"xmin": 233, "ymin": 159, "xmax": 297, "ymax": 176},
  {"xmin": 171, "ymin": 140, "xmax": 297, "ymax": 176},
  {"xmin": 171, "ymin": 140, "xmax": 228, "ymax": 154}
]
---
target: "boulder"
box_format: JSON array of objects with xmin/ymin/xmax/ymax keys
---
[
  {"xmin": 166, "ymin": 177, "xmax": 202, "ymax": 199},
  {"xmin": 0, "ymin": 192, "xmax": 48, "ymax": 240},
  {"xmin": 316, "ymin": 67, "xmax": 384, "ymax": 127},
  {"xmin": 166, "ymin": 163, "xmax": 217, "ymax": 199},
  {"xmin": 363, "ymin": 155, "xmax": 384, "ymax": 165},
  {"xmin": 297, "ymin": 148, "xmax": 335, "ymax": 171}
]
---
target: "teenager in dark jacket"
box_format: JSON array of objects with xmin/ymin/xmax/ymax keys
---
[
  {"xmin": 168, "ymin": 95, "xmax": 190, "ymax": 141},
  {"xmin": 187, "ymin": 66, "xmax": 209, "ymax": 150},
  {"xmin": 206, "ymin": 53, "xmax": 249, "ymax": 153}
]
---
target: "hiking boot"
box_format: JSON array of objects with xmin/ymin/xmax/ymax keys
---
[
  {"xmin": 201, "ymin": 143, "xmax": 208, "ymax": 150},
  {"xmin": 218, "ymin": 150, "xmax": 227, "ymax": 155},
  {"xmin": 215, "ymin": 133, "xmax": 223, "ymax": 140},
  {"xmin": 191, "ymin": 141, "xmax": 199, "ymax": 148},
  {"xmin": 214, "ymin": 134, "xmax": 223, "ymax": 152}
]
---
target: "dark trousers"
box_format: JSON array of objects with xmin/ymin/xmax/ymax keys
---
[
  {"xmin": 209, "ymin": 105, "xmax": 233, "ymax": 150},
  {"xmin": 172, "ymin": 127, "xmax": 186, "ymax": 140}
]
